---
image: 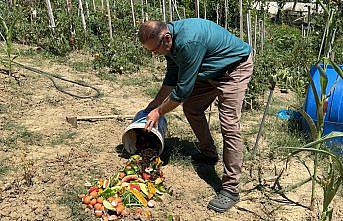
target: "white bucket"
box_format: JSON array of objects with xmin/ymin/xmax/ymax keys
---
[{"xmin": 122, "ymin": 110, "xmax": 167, "ymax": 156}]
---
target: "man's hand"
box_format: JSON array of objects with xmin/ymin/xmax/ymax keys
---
[
  {"xmin": 145, "ymin": 108, "xmax": 161, "ymax": 132},
  {"xmin": 144, "ymin": 97, "xmax": 181, "ymax": 132}
]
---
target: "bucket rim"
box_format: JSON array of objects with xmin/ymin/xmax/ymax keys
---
[{"xmin": 122, "ymin": 121, "xmax": 165, "ymax": 155}]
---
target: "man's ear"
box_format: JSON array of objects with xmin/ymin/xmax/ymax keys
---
[{"xmin": 163, "ymin": 33, "xmax": 172, "ymax": 45}]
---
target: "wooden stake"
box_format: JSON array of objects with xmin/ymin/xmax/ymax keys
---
[
  {"xmin": 247, "ymin": 10, "xmax": 252, "ymax": 45},
  {"xmin": 224, "ymin": 0, "xmax": 228, "ymax": 29},
  {"xmin": 162, "ymin": 0, "xmax": 166, "ymax": 22},
  {"xmin": 141, "ymin": 0, "xmax": 145, "ymax": 22},
  {"xmin": 45, "ymin": 0, "xmax": 56, "ymax": 31},
  {"xmin": 130, "ymin": 0, "xmax": 136, "ymax": 27},
  {"xmin": 85, "ymin": 0, "xmax": 90, "ymax": 19},
  {"xmin": 171, "ymin": 0, "xmax": 181, "ymax": 20},
  {"xmin": 239, "ymin": 0, "xmax": 243, "ymax": 39},
  {"xmin": 204, "ymin": 0, "xmax": 207, "ymax": 19},
  {"xmin": 101, "ymin": 0, "xmax": 104, "ymax": 11},
  {"xmin": 195, "ymin": 0, "xmax": 200, "ymax": 18},
  {"xmin": 253, "ymin": 13, "xmax": 257, "ymax": 56},
  {"xmin": 78, "ymin": 0, "xmax": 87, "ymax": 36},
  {"xmin": 216, "ymin": 3, "xmax": 219, "ymax": 24},
  {"xmin": 169, "ymin": 0, "xmax": 173, "ymax": 21},
  {"xmin": 92, "ymin": 0, "xmax": 96, "ymax": 11},
  {"xmin": 106, "ymin": 0, "xmax": 113, "ymax": 39}
]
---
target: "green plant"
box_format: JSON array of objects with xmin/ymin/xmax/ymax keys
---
[{"xmin": 0, "ymin": 14, "xmax": 18, "ymax": 75}]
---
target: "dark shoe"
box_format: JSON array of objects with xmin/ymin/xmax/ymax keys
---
[
  {"xmin": 191, "ymin": 152, "xmax": 218, "ymax": 165},
  {"xmin": 207, "ymin": 190, "xmax": 239, "ymax": 213}
]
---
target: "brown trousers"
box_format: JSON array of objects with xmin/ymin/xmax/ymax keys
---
[{"xmin": 183, "ymin": 54, "xmax": 253, "ymax": 193}]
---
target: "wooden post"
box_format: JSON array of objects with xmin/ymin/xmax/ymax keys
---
[
  {"xmin": 85, "ymin": 0, "xmax": 90, "ymax": 19},
  {"xmin": 169, "ymin": 0, "xmax": 172, "ymax": 21},
  {"xmin": 216, "ymin": 3, "xmax": 219, "ymax": 24},
  {"xmin": 101, "ymin": 0, "xmax": 104, "ymax": 11},
  {"xmin": 106, "ymin": 0, "xmax": 113, "ymax": 39},
  {"xmin": 224, "ymin": 0, "xmax": 228, "ymax": 29},
  {"xmin": 260, "ymin": 20, "xmax": 264, "ymax": 54},
  {"xmin": 92, "ymin": 0, "xmax": 96, "ymax": 11},
  {"xmin": 130, "ymin": 0, "xmax": 136, "ymax": 27},
  {"xmin": 170, "ymin": 0, "xmax": 181, "ymax": 20},
  {"xmin": 141, "ymin": 0, "xmax": 145, "ymax": 22},
  {"xmin": 45, "ymin": 0, "xmax": 56, "ymax": 31},
  {"xmin": 239, "ymin": 0, "xmax": 243, "ymax": 39},
  {"xmin": 78, "ymin": 0, "xmax": 87, "ymax": 36},
  {"xmin": 162, "ymin": 0, "xmax": 166, "ymax": 22},
  {"xmin": 182, "ymin": 6, "xmax": 186, "ymax": 18},
  {"xmin": 247, "ymin": 10, "xmax": 252, "ymax": 45},
  {"xmin": 253, "ymin": 13, "xmax": 257, "ymax": 56},
  {"xmin": 195, "ymin": 0, "xmax": 200, "ymax": 18},
  {"xmin": 204, "ymin": 0, "xmax": 207, "ymax": 19}
]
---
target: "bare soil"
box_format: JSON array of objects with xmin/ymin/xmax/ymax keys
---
[{"xmin": 0, "ymin": 50, "xmax": 342, "ymax": 221}]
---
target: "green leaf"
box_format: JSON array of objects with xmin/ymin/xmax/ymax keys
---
[
  {"xmin": 307, "ymin": 68, "xmax": 322, "ymax": 122},
  {"xmin": 317, "ymin": 64, "xmax": 328, "ymax": 100},
  {"xmin": 327, "ymin": 58, "xmax": 343, "ymax": 79},
  {"xmin": 301, "ymin": 132, "xmax": 343, "ymax": 149},
  {"xmin": 295, "ymin": 107, "xmax": 318, "ymax": 141}
]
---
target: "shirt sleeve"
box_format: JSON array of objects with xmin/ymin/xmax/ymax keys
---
[
  {"xmin": 162, "ymin": 56, "xmax": 179, "ymax": 86},
  {"xmin": 169, "ymin": 41, "xmax": 207, "ymax": 102}
]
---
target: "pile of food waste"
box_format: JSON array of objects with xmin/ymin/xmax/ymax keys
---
[{"xmin": 79, "ymin": 149, "xmax": 172, "ymax": 220}]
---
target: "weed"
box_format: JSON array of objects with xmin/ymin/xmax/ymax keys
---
[
  {"xmin": 71, "ymin": 61, "xmax": 91, "ymax": 72},
  {"xmin": 50, "ymin": 130, "xmax": 77, "ymax": 146},
  {"xmin": 144, "ymin": 84, "xmax": 160, "ymax": 98},
  {"xmin": 0, "ymin": 103, "xmax": 9, "ymax": 113},
  {"xmin": 58, "ymin": 186, "xmax": 96, "ymax": 221},
  {"xmin": 0, "ymin": 162, "xmax": 10, "ymax": 179},
  {"xmin": 96, "ymin": 71, "xmax": 117, "ymax": 82},
  {"xmin": 1, "ymin": 121, "xmax": 43, "ymax": 147}
]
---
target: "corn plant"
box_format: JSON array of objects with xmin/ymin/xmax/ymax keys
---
[
  {"xmin": 0, "ymin": 14, "xmax": 17, "ymax": 75},
  {"xmin": 281, "ymin": 2, "xmax": 343, "ymax": 220}
]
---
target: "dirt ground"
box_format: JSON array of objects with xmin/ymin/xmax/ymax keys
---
[{"xmin": 0, "ymin": 49, "xmax": 342, "ymax": 221}]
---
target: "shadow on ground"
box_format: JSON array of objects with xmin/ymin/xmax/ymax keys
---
[{"xmin": 114, "ymin": 136, "xmax": 222, "ymax": 192}]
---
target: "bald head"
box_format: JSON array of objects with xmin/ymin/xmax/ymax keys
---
[{"xmin": 138, "ymin": 20, "xmax": 168, "ymax": 44}]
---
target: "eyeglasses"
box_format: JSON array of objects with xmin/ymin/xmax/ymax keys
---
[
  {"xmin": 151, "ymin": 37, "xmax": 164, "ymax": 53},
  {"xmin": 150, "ymin": 32, "xmax": 171, "ymax": 53}
]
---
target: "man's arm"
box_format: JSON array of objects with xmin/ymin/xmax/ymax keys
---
[
  {"xmin": 145, "ymin": 96, "xmax": 180, "ymax": 131},
  {"xmin": 145, "ymin": 85, "xmax": 174, "ymax": 111}
]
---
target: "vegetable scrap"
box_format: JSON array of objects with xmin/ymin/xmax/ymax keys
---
[{"xmin": 79, "ymin": 149, "xmax": 172, "ymax": 220}]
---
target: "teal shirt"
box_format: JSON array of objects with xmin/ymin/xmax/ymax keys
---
[{"xmin": 163, "ymin": 18, "xmax": 252, "ymax": 102}]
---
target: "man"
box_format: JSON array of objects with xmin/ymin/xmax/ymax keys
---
[{"xmin": 138, "ymin": 18, "xmax": 253, "ymax": 213}]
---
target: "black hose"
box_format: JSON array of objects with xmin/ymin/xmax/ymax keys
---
[{"xmin": 13, "ymin": 60, "xmax": 101, "ymax": 99}]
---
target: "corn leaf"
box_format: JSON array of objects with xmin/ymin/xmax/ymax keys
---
[
  {"xmin": 307, "ymin": 67, "xmax": 322, "ymax": 123},
  {"xmin": 300, "ymin": 132, "xmax": 343, "ymax": 149},
  {"xmin": 327, "ymin": 58, "xmax": 343, "ymax": 79},
  {"xmin": 295, "ymin": 107, "xmax": 318, "ymax": 141},
  {"xmin": 317, "ymin": 64, "xmax": 328, "ymax": 100},
  {"xmin": 282, "ymin": 146, "xmax": 343, "ymax": 176}
]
